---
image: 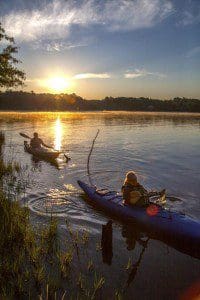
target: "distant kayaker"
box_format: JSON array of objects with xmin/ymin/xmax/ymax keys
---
[
  {"xmin": 30, "ymin": 132, "xmax": 52, "ymax": 150},
  {"xmin": 122, "ymin": 171, "xmax": 165, "ymax": 206}
]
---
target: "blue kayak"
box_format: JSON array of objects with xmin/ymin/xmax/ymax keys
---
[{"xmin": 78, "ymin": 180, "xmax": 200, "ymax": 259}]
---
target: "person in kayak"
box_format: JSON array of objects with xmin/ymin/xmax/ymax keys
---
[
  {"xmin": 122, "ymin": 171, "xmax": 165, "ymax": 207},
  {"xmin": 30, "ymin": 132, "xmax": 52, "ymax": 150},
  {"xmin": 122, "ymin": 171, "xmax": 148, "ymax": 206}
]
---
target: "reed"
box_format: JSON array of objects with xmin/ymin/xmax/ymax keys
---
[
  {"xmin": 0, "ymin": 131, "xmax": 123, "ymax": 299},
  {"xmin": 0, "ymin": 131, "xmax": 5, "ymax": 145}
]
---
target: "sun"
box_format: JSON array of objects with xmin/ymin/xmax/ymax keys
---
[{"xmin": 45, "ymin": 77, "xmax": 70, "ymax": 93}]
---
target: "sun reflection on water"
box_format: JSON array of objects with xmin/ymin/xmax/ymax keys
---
[{"xmin": 54, "ymin": 117, "xmax": 62, "ymax": 151}]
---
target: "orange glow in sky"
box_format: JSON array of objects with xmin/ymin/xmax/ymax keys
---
[{"xmin": 41, "ymin": 77, "xmax": 71, "ymax": 93}]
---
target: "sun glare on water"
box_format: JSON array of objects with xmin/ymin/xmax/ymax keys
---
[
  {"xmin": 54, "ymin": 117, "xmax": 62, "ymax": 151},
  {"xmin": 45, "ymin": 77, "xmax": 70, "ymax": 93}
]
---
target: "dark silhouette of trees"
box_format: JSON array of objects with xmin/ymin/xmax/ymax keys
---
[
  {"xmin": 0, "ymin": 91, "xmax": 199, "ymax": 112},
  {"xmin": 0, "ymin": 23, "xmax": 25, "ymax": 90}
]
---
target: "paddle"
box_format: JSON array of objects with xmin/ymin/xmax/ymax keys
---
[
  {"xmin": 149, "ymin": 189, "xmax": 166, "ymax": 205},
  {"xmin": 20, "ymin": 132, "xmax": 31, "ymax": 139},
  {"xmin": 19, "ymin": 132, "xmax": 70, "ymax": 154},
  {"xmin": 125, "ymin": 236, "xmax": 150, "ymax": 289}
]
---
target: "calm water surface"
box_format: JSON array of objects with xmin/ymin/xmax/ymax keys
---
[{"xmin": 1, "ymin": 111, "xmax": 200, "ymax": 299}]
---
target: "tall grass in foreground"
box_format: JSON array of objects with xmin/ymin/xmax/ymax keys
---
[{"xmin": 0, "ymin": 132, "xmax": 122, "ymax": 299}]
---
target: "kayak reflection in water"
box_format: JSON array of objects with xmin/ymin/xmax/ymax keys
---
[
  {"xmin": 122, "ymin": 171, "xmax": 165, "ymax": 206},
  {"xmin": 100, "ymin": 221, "xmax": 149, "ymax": 287},
  {"xmin": 122, "ymin": 225, "xmax": 149, "ymax": 288},
  {"xmin": 30, "ymin": 132, "xmax": 52, "ymax": 150},
  {"xmin": 122, "ymin": 224, "xmax": 147, "ymax": 251},
  {"xmin": 30, "ymin": 155, "xmax": 59, "ymax": 170}
]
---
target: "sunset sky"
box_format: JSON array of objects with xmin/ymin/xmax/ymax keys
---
[{"xmin": 0, "ymin": 0, "xmax": 200, "ymax": 99}]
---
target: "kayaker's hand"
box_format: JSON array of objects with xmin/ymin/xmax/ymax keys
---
[
  {"xmin": 44, "ymin": 144, "xmax": 53, "ymax": 149},
  {"xmin": 41, "ymin": 140, "xmax": 53, "ymax": 149}
]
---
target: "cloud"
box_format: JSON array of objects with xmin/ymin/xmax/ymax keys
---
[
  {"xmin": 177, "ymin": 5, "xmax": 200, "ymax": 26},
  {"xmin": 125, "ymin": 69, "xmax": 166, "ymax": 79},
  {"xmin": 186, "ymin": 46, "xmax": 200, "ymax": 58},
  {"xmin": 27, "ymin": 70, "xmax": 164, "ymax": 81},
  {"xmin": 26, "ymin": 73, "xmax": 111, "ymax": 84},
  {"xmin": 32, "ymin": 41, "xmax": 87, "ymax": 52},
  {"xmin": 74, "ymin": 73, "xmax": 110, "ymax": 79},
  {"xmin": 1, "ymin": 0, "xmax": 174, "ymax": 44},
  {"xmin": 104, "ymin": 0, "xmax": 174, "ymax": 31}
]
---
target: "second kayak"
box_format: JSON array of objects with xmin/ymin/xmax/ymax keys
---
[{"xmin": 24, "ymin": 141, "xmax": 60, "ymax": 160}]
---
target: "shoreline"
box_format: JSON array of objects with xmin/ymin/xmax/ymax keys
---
[{"xmin": 0, "ymin": 110, "xmax": 200, "ymax": 114}]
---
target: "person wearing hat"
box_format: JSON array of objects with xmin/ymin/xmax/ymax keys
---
[{"xmin": 121, "ymin": 171, "xmax": 149, "ymax": 206}]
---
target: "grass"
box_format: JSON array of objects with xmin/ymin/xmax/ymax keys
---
[{"xmin": 0, "ymin": 131, "xmax": 116, "ymax": 299}]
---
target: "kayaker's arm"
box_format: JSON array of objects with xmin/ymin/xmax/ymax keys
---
[{"xmin": 41, "ymin": 140, "xmax": 53, "ymax": 149}]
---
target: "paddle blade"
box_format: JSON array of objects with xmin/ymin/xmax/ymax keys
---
[
  {"xmin": 155, "ymin": 192, "xmax": 166, "ymax": 205},
  {"xmin": 20, "ymin": 132, "xmax": 31, "ymax": 139},
  {"xmin": 150, "ymin": 191, "xmax": 166, "ymax": 205}
]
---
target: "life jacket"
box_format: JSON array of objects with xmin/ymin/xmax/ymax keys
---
[
  {"xmin": 30, "ymin": 137, "xmax": 43, "ymax": 149},
  {"xmin": 122, "ymin": 182, "xmax": 148, "ymax": 205}
]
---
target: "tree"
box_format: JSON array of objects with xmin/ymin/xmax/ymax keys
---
[{"xmin": 0, "ymin": 23, "xmax": 25, "ymax": 90}]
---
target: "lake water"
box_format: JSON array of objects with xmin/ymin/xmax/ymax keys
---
[{"xmin": 1, "ymin": 111, "xmax": 200, "ymax": 299}]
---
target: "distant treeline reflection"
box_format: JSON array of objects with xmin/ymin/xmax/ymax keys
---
[{"xmin": 0, "ymin": 91, "xmax": 199, "ymax": 112}]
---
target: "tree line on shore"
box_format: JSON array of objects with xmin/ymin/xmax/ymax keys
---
[
  {"xmin": 1, "ymin": 22, "xmax": 199, "ymax": 113},
  {"xmin": 0, "ymin": 91, "xmax": 199, "ymax": 112}
]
